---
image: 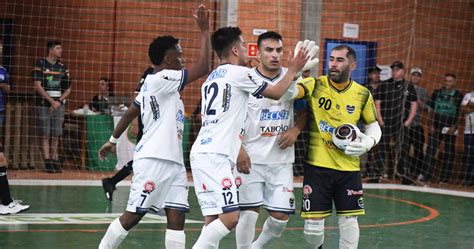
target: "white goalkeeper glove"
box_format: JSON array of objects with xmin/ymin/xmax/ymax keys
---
[
  {"xmin": 294, "ymin": 39, "xmax": 319, "ymax": 73},
  {"xmin": 344, "ymin": 122, "xmax": 381, "ymax": 156}
]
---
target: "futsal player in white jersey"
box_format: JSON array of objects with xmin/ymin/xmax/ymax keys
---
[
  {"xmin": 234, "ymin": 31, "xmax": 308, "ymax": 249},
  {"xmin": 98, "ymin": 5, "xmax": 210, "ymax": 249},
  {"xmin": 190, "ymin": 26, "xmax": 309, "ymax": 249}
]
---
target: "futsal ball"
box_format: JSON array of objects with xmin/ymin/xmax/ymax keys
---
[{"xmin": 332, "ymin": 123, "xmax": 360, "ymax": 150}]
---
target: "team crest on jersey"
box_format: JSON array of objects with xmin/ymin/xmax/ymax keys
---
[
  {"xmin": 289, "ymin": 197, "xmax": 295, "ymax": 207},
  {"xmin": 303, "ymin": 184, "xmax": 312, "ymax": 198},
  {"xmin": 346, "ymin": 105, "xmax": 355, "ymax": 114},
  {"xmin": 143, "ymin": 181, "xmax": 156, "ymax": 193},
  {"xmin": 221, "ymin": 177, "xmax": 233, "ymax": 190},
  {"xmin": 358, "ymin": 197, "xmax": 364, "ymax": 208},
  {"xmin": 235, "ymin": 176, "xmax": 242, "ymax": 188}
]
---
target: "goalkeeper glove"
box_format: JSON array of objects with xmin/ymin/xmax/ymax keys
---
[
  {"xmin": 344, "ymin": 130, "xmax": 376, "ymax": 156},
  {"xmin": 294, "ymin": 39, "xmax": 319, "ymax": 72}
]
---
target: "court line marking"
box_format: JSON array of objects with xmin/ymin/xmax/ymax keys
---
[
  {"xmin": 10, "ymin": 180, "xmax": 474, "ymax": 198},
  {"xmin": 0, "ymin": 213, "xmax": 203, "ymax": 225},
  {"xmin": 0, "ymin": 192, "xmax": 439, "ymax": 232}
]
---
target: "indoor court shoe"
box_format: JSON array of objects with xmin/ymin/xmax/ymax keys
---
[
  {"xmin": 44, "ymin": 159, "xmax": 56, "ymax": 173},
  {"xmin": 52, "ymin": 159, "xmax": 63, "ymax": 173},
  {"xmin": 0, "ymin": 200, "xmax": 29, "ymax": 215},
  {"xmin": 101, "ymin": 178, "xmax": 115, "ymax": 202}
]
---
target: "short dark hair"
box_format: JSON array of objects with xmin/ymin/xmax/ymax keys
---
[
  {"xmin": 331, "ymin": 45, "xmax": 356, "ymax": 62},
  {"xmin": 47, "ymin": 40, "xmax": 61, "ymax": 50},
  {"xmin": 211, "ymin": 26, "xmax": 242, "ymax": 59},
  {"xmin": 148, "ymin": 36, "xmax": 179, "ymax": 66},
  {"xmin": 99, "ymin": 77, "xmax": 110, "ymax": 84},
  {"xmin": 445, "ymin": 73, "xmax": 456, "ymax": 79},
  {"xmin": 257, "ymin": 31, "xmax": 283, "ymax": 47}
]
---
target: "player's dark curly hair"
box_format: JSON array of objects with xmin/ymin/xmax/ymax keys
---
[
  {"xmin": 148, "ymin": 35, "xmax": 179, "ymax": 66},
  {"xmin": 211, "ymin": 26, "xmax": 242, "ymax": 59},
  {"xmin": 257, "ymin": 31, "xmax": 283, "ymax": 48},
  {"xmin": 332, "ymin": 45, "xmax": 356, "ymax": 62}
]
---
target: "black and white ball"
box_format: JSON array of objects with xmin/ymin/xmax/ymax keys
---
[{"xmin": 332, "ymin": 124, "xmax": 360, "ymax": 150}]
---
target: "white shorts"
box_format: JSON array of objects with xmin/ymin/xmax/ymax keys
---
[
  {"xmin": 190, "ymin": 153, "xmax": 239, "ymax": 216},
  {"xmin": 233, "ymin": 163, "xmax": 295, "ymax": 214},
  {"xmin": 126, "ymin": 158, "xmax": 189, "ymax": 214}
]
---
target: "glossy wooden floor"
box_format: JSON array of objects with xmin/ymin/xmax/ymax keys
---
[{"xmin": 0, "ymin": 185, "xmax": 473, "ymax": 249}]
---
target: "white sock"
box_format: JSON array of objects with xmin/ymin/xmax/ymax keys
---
[
  {"xmin": 99, "ymin": 218, "xmax": 129, "ymax": 249},
  {"xmin": 252, "ymin": 216, "xmax": 288, "ymax": 249},
  {"xmin": 236, "ymin": 210, "xmax": 259, "ymax": 249},
  {"xmin": 304, "ymin": 219, "xmax": 325, "ymax": 248},
  {"xmin": 165, "ymin": 229, "xmax": 185, "ymax": 249},
  {"xmin": 338, "ymin": 216, "xmax": 359, "ymax": 249},
  {"xmin": 192, "ymin": 219, "xmax": 230, "ymax": 249}
]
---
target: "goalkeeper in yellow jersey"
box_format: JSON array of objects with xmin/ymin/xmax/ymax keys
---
[{"xmin": 283, "ymin": 44, "xmax": 382, "ymax": 248}]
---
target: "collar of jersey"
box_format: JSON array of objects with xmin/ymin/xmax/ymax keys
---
[
  {"xmin": 327, "ymin": 75, "xmax": 352, "ymax": 93},
  {"xmin": 254, "ymin": 67, "xmax": 282, "ymax": 82}
]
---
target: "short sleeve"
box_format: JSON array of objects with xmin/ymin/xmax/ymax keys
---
[
  {"xmin": 362, "ymin": 92, "xmax": 378, "ymax": 125},
  {"xmin": 407, "ymin": 84, "xmax": 418, "ymax": 102},
  {"xmin": 0, "ymin": 68, "xmax": 8, "ymax": 84},
  {"xmin": 32, "ymin": 59, "xmax": 44, "ymax": 82},
  {"xmin": 462, "ymin": 93, "xmax": 472, "ymax": 106},
  {"xmin": 150, "ymin": 69, "xmax": 189, "ymax": 94},
  {"xmin": 234, "ymin": 68, "xmax": 268, "ymax": 97}
]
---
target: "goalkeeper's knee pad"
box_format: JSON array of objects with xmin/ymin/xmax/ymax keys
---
[
  {"xmin": 304, "ymin": 219, "xmax": 325, "ymax": 248},
  {"xmin": 338, "ymin": 216, "xmax": 359, "ymax": 249}
]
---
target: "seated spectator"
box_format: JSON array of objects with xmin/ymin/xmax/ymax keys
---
[
  {"xmin": 90, "ymin": 77, "xmax": 113, "ymax": 113},
  {"xmin": 421, "ymin": 73, "xmax": 463, "ymax": 184}
]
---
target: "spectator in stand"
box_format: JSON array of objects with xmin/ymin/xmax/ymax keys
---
[
  {"xmin": 90, "ymin": 77, "xmax": 114, "ymax": 113},
  {"xmin": 363, "ymin": 66, "xmax": 382, "ymax": 179},
  {"xmin": 421, "ymin": 73, "xmax": 463, "ymax": 184},
  {"xmin": 32, "ymin": 40, "xmax": 71, "ymax": 173},
  {"xmin": 367, "ymin": 66, "xmax": 382, "ymax": 95},
  {"xmin": 461, "ymin": 90, "xmax": 474, "ymax": 186},
  {"xmin": 373, "ymin": 61, "xmax": 417, "ymax": 182}
]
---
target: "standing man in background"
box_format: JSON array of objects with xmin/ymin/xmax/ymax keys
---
[
  {"xmin": 32, "ymin": 40, "xmax": 71, "ymax": 173},
  {"xmin": 461, "ymin": 90, "xmax": 474, "ymax": 186}
]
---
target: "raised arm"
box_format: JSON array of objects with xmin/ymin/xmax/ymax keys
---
[{"xmin": 186, "ymin": 4, "xmax": 211, "ymax": 83}]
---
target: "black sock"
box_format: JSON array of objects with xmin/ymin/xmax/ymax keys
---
[
  {"xmin": 110, "ymin": 160, "xmax": 133, "ymax": 185},
  {"xmin": 0, "ymin": 167, "xmax": 13, "ymax": 205}
]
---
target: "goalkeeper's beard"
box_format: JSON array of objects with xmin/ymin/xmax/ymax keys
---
[{"xmin": 329, "ymin": 67, "xmax": 350, "ymax": 83}]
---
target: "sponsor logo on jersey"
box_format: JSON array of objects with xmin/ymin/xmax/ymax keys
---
[
  {"xmin": 303, "ymin": 184, "xmax": 312, "ymax": 198},
  {"xmin": 221, "ymin": 177, "xmax": 233, "ymax": 190},
  {"xmin": 358, "ymin": 197, "xmax": 364, "ymax": 208},
  {"xmin": 260, "ymin": 109, "xmax": 290, "ymax": 121},
  {"xmin": 202, "ymin": 184, "xmax": 207, "ymax": 191},
  {"xmin": 289, "ymin": 197, "xmax": 295, "ymax": 207},
  {"xmin": 319, "ymin": 120, "xmax": 335, "ymax": 134},
  {"xmin": 223, "ymin": 83, "xmax": 232, "ymax": 112},
  {"xmin": 162, "ymin": 74, "xmax": 180, "ymax": 82},
  {"xmin": 346, "ymin": 105, "xmax": 355, "ymax": 114},
  {"xmin": 282, "ymin": 187, "xmax": 294, "ymax": 193},
  {"xmin": 235, "ymin": 177, "xmax": 242, "ymax": 188},
  {"xmin": 260, "ymin": 125, "xmax": 289, "ymax": 137},
  {"xmin": 176, "ymin": 110, "xmax": 185, "ymax": 124},
  {"xmin": 200, "ymin": 137, "xmax": 212, "ymax": 145},
  {"xmin": 135, "ymin": 144, "xmax": 144, "ymax": 152},
  {"xmin": 346, "ymin": 189, "xmax": 363, "ymax": 196},
  {"xmin": 143, "ymin": 181, "xmax": 156, "ymax": 193},
  {"xmin": 202, "ymin": 119, "xmax": 219, "ymax": 127},
  {"xmin": 207, "ymin": 68, "xmax": 227, "ymax": 81},
  {"xmin": 150, "ymin": 96, "xmax": 160, "ymax": 120}
]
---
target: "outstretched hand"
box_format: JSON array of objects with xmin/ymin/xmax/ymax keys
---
[
  {"xmin": 288, "ymin": 44, "xmax": 310, "ymax": 75},
  {"xmin": 293, "ymin": 40, "xmax": 319, "ymax": 72},
  {"xmin": 193, "ymin": 4, "xmax": 210, "ymax": 32}
]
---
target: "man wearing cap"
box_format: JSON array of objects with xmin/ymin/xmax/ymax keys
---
[
  {"xmin": 399, "ymin": 67, "xmax": 429, "ymax": 184},
  {"xmin": 373, "ymin": 61, "xmax": 417, "ymax": 182}
]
